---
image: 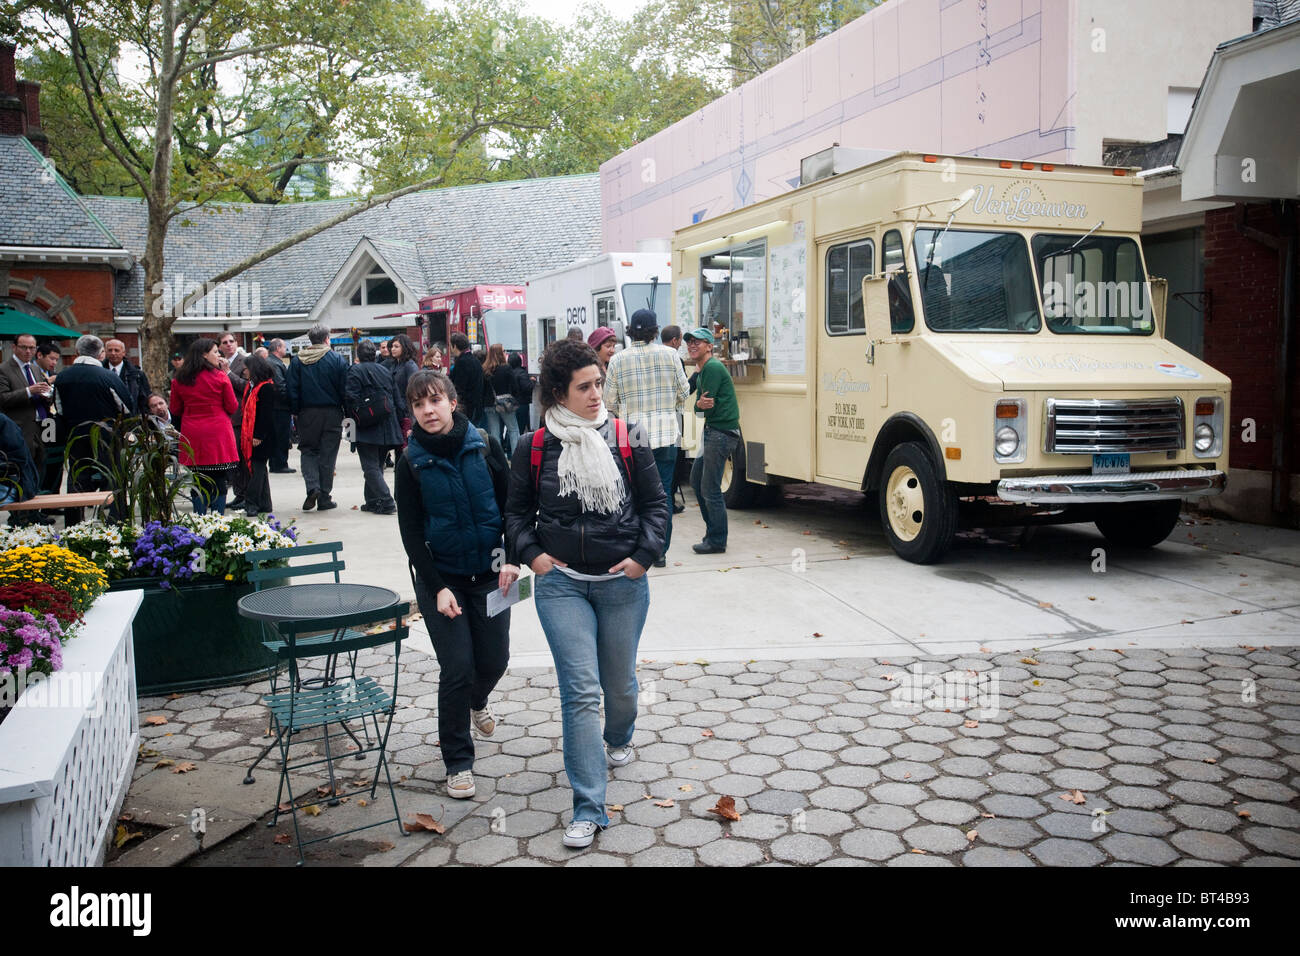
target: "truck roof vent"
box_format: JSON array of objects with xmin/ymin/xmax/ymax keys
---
[{"xmin": 799, "ymin": 147, "xmax": 899, "ymax": 186}]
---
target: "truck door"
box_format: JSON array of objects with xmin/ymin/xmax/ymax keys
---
[
  {"xmin": 594, "ymin": 290, "xmax": 616, "ymax": 332},
  {"xmin": 426, "ymin": 310, "xmax": 449, "ymax": 353},
  {"xmin": 815, "ymin": 235, "xmax": 878, "ymax": 483}
]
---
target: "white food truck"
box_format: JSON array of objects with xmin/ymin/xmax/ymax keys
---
[
  {"xmin": 525, "ymin": 251, "xmax": 674, "ymax": 373},
  {"xmin": 672, "ymin": 148, "xmax": 1231, "ymax": 563}
]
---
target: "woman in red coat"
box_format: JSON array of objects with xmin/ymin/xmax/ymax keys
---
[{"xmin": 170, "ymin": 338, "xmax": 238, "ymax": 514}]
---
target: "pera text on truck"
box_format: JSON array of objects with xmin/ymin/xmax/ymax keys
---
[{"xmin": 671, "ymin": 149, "xmax": 1229, "ymax": 563}]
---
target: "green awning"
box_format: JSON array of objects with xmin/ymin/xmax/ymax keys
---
[{"xmin": 0, "ymin": 304, "xmax": 79, "ymax": 338}]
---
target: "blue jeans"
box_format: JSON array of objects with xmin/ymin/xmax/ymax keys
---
[
  {"xmin": 534, "ymin": 570, "xmax": 650, "ymax": 827},
  {"xmin": 485, "ymin": 407, "xmax": 520, "ymax": 456},
  {"xmin": 652, "ymin": 446, "xmax": 677, "ymax": 556},
  {"xmin": 690, "ymin": 426, "xmax": 737, "ymax": 548}
]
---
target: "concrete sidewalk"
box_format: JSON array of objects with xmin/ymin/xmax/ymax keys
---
[{"xmin": 108, "ymin": 446, "xmax": 1300, "ymax": 866}]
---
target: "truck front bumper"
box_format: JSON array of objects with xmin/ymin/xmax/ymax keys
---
[{"xmin": 996, "ymin": 469, "xmax": 1226, "ymax": 504}]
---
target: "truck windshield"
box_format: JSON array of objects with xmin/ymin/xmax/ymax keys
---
[
  {"xmin": 482, "ymin": 309, "xmax": 525, "ymax": 351},
  {"xmin": 912, "ymin": 229, "xmax": 1041, "ymax": 332},
  {"xmin": 1032, "ymin": 234, "xmax": 1152, "ymax": 335},
  {"xmin": 621, "ymin": 282, "xmax": 671, "ymax": 321}
]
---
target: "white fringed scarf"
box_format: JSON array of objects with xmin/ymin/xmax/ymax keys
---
[{"xmin": 543, "ymin": 402, "xmax": 626, "ymax": 514}]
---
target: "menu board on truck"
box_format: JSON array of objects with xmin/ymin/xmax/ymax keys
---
[{"xmin": 768, "ymin": 239, "xmax": 807, "ymax": 375}]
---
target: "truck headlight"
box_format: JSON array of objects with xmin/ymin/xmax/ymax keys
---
[
  {"xmin": 994, "ymin": 399, "xmax": 1027, "ymax": 464},
  {"xmin": 1193, "ymin": 397, "xmax": 1223, "ymax": 458},
  {"xmin": 1193, "ymin": 423, "xmax": 1215, "ymax": 453}
]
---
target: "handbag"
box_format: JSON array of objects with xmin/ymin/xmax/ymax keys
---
[{"xmin": 494, "ymin": 392, "xmax": 519, "ymax": 415}]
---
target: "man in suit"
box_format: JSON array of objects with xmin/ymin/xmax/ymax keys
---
[
  {"xmin": 103, "ymin": 338, "xmax": 152, "ymax": 416},
  {"xmin": 1, "ymin": 334, "xmax": 54, "ymax": 522},
  {"xmin": 52, "ymin": 334, "xmax": 131, "ymax": 517}
]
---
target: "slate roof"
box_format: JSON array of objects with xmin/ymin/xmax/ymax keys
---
[
  {"xmin": 0, "ymin": 135, "xmax": 125, "ymax": 250},
  {"xmin": 1102, "ymin": 134, "xmax": 1184, "ymax": 171},
  {"xmin": 84, "ymin": 174, "xmax": 602, "ymax": 317}
]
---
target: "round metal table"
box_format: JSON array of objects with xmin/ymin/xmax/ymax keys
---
[
  {"xmin": 237, "ymin": 583, "xmax": 400, "ymax": 623},
  {"xmin": 237, "ymin": 582, "xmax": 403, "ymax": 789}
]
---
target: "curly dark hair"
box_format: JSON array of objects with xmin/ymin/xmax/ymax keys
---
[
  {"xmin": 538, "ymin": 339, "xmax": 599, "ymax": 412},
  {"xmin": 405, "ymin": 368, "xmax": 457, "ymax": 409}
]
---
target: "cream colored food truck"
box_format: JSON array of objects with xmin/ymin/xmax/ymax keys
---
[{"xmin": 672, "ymin": 149, "xmax": 1229, "ymax": 563}]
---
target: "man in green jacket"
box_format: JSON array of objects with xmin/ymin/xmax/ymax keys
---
[{"xmin": 684, "ymin": 328, "xmax": 740, "ymax": 554}]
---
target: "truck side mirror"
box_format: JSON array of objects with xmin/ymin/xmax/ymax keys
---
[
  {"xmin": 861, "ymin": 275, "xmax": 892, "ymax": 362},
  {"xmin": 1148, "ymin": 276, "xmax": 1168, "ymax": 338}
]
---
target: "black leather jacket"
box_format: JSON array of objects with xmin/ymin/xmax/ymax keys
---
[{"xmin": 505, "ymin": 418, "xmax": 667, "ymax": 574}]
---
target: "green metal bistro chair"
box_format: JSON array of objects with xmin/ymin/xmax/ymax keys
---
[
  {"xmin": 263, "ymin": 601, "xmax": 410, "ymax": 865},
  {"xmin": 247, "ymin": 540, "xmax": 347, "ymax": 660}
]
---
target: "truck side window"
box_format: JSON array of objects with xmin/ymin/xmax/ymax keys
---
[
  {"xmin": 883, "ymin": 230, "xmax": 914, "ymax": 333},
  {"xmin": 825, "ymin": 238, "xmax": 873, "ymax": 335}
]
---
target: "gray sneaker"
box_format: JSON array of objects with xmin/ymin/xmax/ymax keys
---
[
  {"xmin": 471, "ymin": 704, "xmax": 497, "ymax": 737},
  {"xmin": 563, "ymin": 820, "xmax": 599, "ymax": 848},
  {"xmin": 606, "ymin": 744, "xmax": 635, "ymax": 768},
  {"xmin": 446, "ymin": 770, "xmax": 475, "ymax": 799}
]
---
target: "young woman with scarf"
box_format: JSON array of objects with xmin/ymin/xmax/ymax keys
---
[
  {"xmin": 395, "ymin": 368, "xmax": 519, "ymax": 800},
  {"xmin": 504, "ymin": 338, "xmax": 667, "ymax": 849},
  {"xmin": 239, "ymin": 355, "xmax": 277, "ymax": 515}
]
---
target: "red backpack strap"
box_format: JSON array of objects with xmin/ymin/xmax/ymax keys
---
[
  {"xmin": 614, "ymin": 417, "xmax": 633, "ymax": 480},
  {"xmin": 530, "ymin": 427, "xmax": 547, "ymax": 491}
]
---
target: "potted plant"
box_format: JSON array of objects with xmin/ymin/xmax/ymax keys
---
[{"xmin": 49, "ymin": 416, "xmax": 300, "ymax": 694}]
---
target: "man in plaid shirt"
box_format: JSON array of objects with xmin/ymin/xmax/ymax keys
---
[{"xmin": 604, "ymin": 308, "xmax": 690, "ymax": 567}]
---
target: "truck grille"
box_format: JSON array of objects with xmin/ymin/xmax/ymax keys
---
[{"xmin": 1044, "ymin": 398, "xmax": 1184, "ymax": 454}]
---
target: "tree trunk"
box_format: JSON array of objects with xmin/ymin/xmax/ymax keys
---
[{"xmin": 140, "ymin": 0, "xmax": 179, "ymax": 394}]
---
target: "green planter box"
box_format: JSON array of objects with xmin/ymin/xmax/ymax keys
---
[{"xmin": 109, "ymin": 576, "xmax": 279, "ymax": 696}]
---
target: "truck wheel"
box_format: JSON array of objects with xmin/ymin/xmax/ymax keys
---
[
  {"xmin": 878, "ymin": 442, "xmax": 957, "ymax": 564},
  {"xmin": 720, "ymin": 435, "xmax": 760, "ymax": 509},
  {"xmin": 1095, "ymin": 500, "xmax": 1182, "ymax": 548}
]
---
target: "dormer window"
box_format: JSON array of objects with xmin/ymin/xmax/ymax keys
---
[{"xmin": 348, "ymin": 270, "xmax": 399, "ymax": 306}]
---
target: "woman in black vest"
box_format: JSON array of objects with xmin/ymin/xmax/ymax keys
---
[
  {"xmin": 345, "ymin": 340, "xmax": 404, "ymax": 514},
  {"xmin": 395, "ymin": 369, "xmax": 519, "ymax": 800}
]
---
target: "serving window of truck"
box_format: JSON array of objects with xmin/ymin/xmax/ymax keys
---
[{"xmin": 672, "ymin": 149, "xmax": 1230, "ymax": 564}]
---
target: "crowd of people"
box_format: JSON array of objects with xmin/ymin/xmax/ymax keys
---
[{"xmin": 0, "ymin": 311, "xmax": 744, "ymax": 853}]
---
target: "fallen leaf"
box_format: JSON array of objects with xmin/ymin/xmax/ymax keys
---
[
  {"xmin": 1237, "ymin": 810, "xmax": 1251, "ymax": 818},
  {"xmin": 966, "ymin": 830, "xmax": 978, "ymax": 843},
  {"xmin": 302, "ymin": 804, "xmax": 321, "ymax": 816},
  {"xmin": 1037, "ymin": 602, "xmax": 1053, "ymax": 608},
  {"xmin": 153, "ymin": 759, "xmax": 175, "ymax": 769},
  {"xmin": 1059, "ymin": 790, "xmax": 1086, "ymax": 805},
  {"xmin": 1203, "ymin": 757, "xmax": 1217, "ymax": 764},
  {"xmin": 358, "ymin": 798, "xmax": 368, "ymax": 807},
  {"xmin": 1031, "ymin": 679, "xmax": 1041, "ymax": 686},
  {"xmin": 1020, "ymin": 657, "xmax": 1040, "ymax": 665},
  {"xmin": 653, "ymin": 799, "xmax": 675, "ymax": 808},
  {"xmin": 277, "ymin": 802, "xmax": 292, "ymax": 813},
  {"xmin": 403, "ymin": 813, "xmax": 445, "ymax": 834},
  {"xmin": 801, "ymin": 530, "xmax": 812, "ymax": 535},
  {"xmin": 979, "ymin": 646, "xmax": 992, "ymax": 653},
  {"xmin": 980, "ymin": 812, "xmax": 995, "ymax": 819},
  {"xmin": 679, "ymin": 784, "xmax": 694, "ymax": 792},
  {"xmin": 609, "ymin": 805, "xmax": 624, "ymax": 812},
  {"xmin": 273, "ymin": 833, "xmax": 292, "ymax": 845},
  {"xmin": 144, "ymin": 715, "xmax": 168, "ymax": 726},
  {"xmin": 316, "ymin": 785, "xmax": 336, "ymax": 797},
  {"xmin": 812, "ymin": 632, "xmax": 823, "ymax": 638},
  {"xmin": 701, "ymin": 729, "xmax": 714, "ymax": 738},
  {"xmin": 963, "ymin": 719, "xmax": 979, "ymax": 729},
  {"xmin": 114, "ymin": 824, "xmax": 143, "ymax": 849},
  {"xmin": 167, "ymin": 693, "xmax": 183, "ymax": 700},
  {"xmin": 377, "ymin": 841, "xmax": 396, "ymax": 852},
  {"xmin": 1230, "ymin": 609, "xmax": 1243, "ymax": 615},
  {"xmin": 138, "ymin": 747, "xmax": 159, "ymax": 758},
  {"xmin": 171, "ymin": 761, "xmax": 196, "ymax": 774},
  {"xmin": 708, "ymin": 796, "xmax": 742, "ymax": 822},
  {"xmin": 1087, "ymin": 596, "xmax": 1096, "ymax": 601},
  {"xmin": 910, "ymin": 848, "xmax": 926, "ymax": 854},
  {"xmin": 903, "ymin": 772, "xmax": 912, "ymax": 779},
  {"xmin": 118, "ymin": 812, "xmax": 134, "ymax": 822}
]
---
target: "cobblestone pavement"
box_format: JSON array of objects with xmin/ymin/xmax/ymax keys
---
[{"xmin": 133, "ymin": 643, "xmax": 1300, "ymax": 866}]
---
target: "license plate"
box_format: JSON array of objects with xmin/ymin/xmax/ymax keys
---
[{"xmin": 1092, "ymin": 453, "xmax": 1130, "ymax": 475}]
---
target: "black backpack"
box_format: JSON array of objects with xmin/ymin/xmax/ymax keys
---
[{"xmin": 353, "ymin": 382, "xmax": 393, "ymax": 427}]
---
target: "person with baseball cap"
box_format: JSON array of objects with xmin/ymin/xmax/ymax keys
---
[
  {"xmin": 683, "ymin": 327, "xmax": 740, "ymax": 554},
  {"xmin": 604, "ymin": 309, "xmax": 690, "ymax": 567}
]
